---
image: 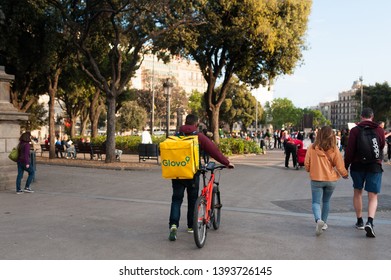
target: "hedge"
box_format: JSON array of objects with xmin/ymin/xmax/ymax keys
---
[{"xmin": 71, "ymin": 135, "xmax": 262, "ymax": 156}]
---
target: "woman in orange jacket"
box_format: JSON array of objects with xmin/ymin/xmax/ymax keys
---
[{"xmin": 304, "ymin": 126, "xmax": 348, "ymax": 236}]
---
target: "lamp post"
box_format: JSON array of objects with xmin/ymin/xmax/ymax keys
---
[
  {"xmin": 359, "ymin": 76, "xmax": 363, "ymax": 113},
  {"xmin": 163, "ymin": 78, "xmax": 173, "ymax": 138},
  {"xmin": 150, "ymin": 55, "xmax": 155, "ymax": 135}
]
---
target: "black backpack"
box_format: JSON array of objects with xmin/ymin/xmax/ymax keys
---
[{"xmin": 356, "ymin": 126, "xmax": 383, "ymax": 163}]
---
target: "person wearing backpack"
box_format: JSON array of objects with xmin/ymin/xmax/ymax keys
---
[
  {"xmin": 344, "ymin": 108, "xmax": 386, "ymax": 238},
  {"xmin": 168, "ymin": 114, "xmax": 234, "ymax": 241}
]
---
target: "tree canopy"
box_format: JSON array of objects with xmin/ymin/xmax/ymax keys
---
[
  {"xmin": 158, "ymin": 0, "xmax": 312, "ymax": 142},
  {"xmin": 358, "ymin": 82, "xmax": 391, "ymax": 122}
]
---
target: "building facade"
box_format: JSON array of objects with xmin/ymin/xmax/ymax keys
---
[{"xmin": 318, "ymin": 80, "xmax": 360, "ymax": 130}]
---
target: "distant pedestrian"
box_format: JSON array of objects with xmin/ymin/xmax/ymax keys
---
[
  {"xmin": 344, "ymin": 108, "xmax": 385, "ymax": 238},
  {"xmin": 285, "ymin": 137, "xmax": 303, "ymax": 169},
  {"xmin": 141, "ymin": 127, "xmax": 152, "ymax": 144},
  {"xmin": 16, "ymin": 132, "xmax": 35, "ymax": 194},
  {"xmin": 304, "ymin": 126, "xmax": 348, "ymax": 236}
]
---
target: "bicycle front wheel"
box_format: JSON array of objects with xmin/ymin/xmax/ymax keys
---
[
  {"xmin": 212, "ymin": 187, "xmax": 222, "ymax": 230},
  {"xmin": 193, "ymin": 196, "xmax": 207, "ymax": 248}
]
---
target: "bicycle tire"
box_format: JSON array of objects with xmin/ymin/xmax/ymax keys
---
[
  {"xmin": 212, "ymin": 187, "xmax": 222, "ymax": 230},
  {"xmin": 193, "ymin": 196, "xmax": 207, "ymax": 248}
]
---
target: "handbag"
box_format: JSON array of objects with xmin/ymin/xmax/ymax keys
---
[{"xmin": 8, "ymin": 145, "xmax": 19, "ymax": 162}]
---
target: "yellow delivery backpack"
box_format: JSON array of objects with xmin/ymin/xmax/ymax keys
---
[{"xmin": 160, "ymin": 135, "xmax": 200, "ymax": 179}]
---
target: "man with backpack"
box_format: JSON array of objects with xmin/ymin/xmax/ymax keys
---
[
  {"xmin": 344, "ymin": 108, "xmax": 385, "ymax": 238},
  {"xmin": 168, "ymin": 114, "xmax": 234, "ymax": 241}
]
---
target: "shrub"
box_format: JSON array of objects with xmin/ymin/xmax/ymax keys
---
[{"xmin": 72, "ymin": 134, "xmax": 260, "ymax": 156}]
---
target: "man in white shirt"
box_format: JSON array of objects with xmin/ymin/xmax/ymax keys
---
[{"xmin": 141, "ymin": 127, "xmax": 152, "ymax": 144}]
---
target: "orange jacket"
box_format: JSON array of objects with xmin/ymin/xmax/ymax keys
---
[{"xmin": 304, "ymin": 144, "xmax": 348, "ymax": 181}]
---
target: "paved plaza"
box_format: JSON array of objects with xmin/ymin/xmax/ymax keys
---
[{"xmin": 1, "ymin": 148, "xmax": 391, "ymax": 260}]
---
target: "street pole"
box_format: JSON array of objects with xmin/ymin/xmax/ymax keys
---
[
  {"xmin": 255, "ymin": 99, "xmax": 258, "ymax": 135},
  {"xmin": 163, "ymin": 78, "xmax": 173, "ymax": 138},
  {"xmin": 359, "ymin": 76, "xmax": 363, "ymax": 113},
  {"xmin": 150, "ymin": 55, "xmax": 155, "ymax": 134}
]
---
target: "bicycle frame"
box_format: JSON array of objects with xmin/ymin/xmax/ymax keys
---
[
  {"xmin": 200, "ymin": 169, "xmax": 216, "ymax": 226},
  {"xmin": 193, "ymin": 162, "xmax": 226, "ymax": 248},
  {"xmin": 199, "ymin": 162, "xmax": 224, "ymax": 225}
]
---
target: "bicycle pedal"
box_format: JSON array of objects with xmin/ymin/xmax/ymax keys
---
[{"xmin": 215, "ymin": 203, "xmax": 222, "ymax": 209}]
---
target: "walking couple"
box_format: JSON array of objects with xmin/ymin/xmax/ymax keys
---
[{"xmin": 305, "ymin": 108, "xmax": 385, "ymax": 238}]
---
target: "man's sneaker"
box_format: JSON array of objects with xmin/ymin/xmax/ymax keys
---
[
  {"xmin": 16, "ymin": 191, "xmax": 24, "ymax": 194},
  {"xmin": 168, "ymin": 224, "xmax": 177, "ymax": 241},
  {"xmin": 187, "ymin": 228, "xmax": 193, "ymax": 233},
  {"xmin": 355, "ymin": 220, "xmax": 364, "ymax": 230},
  {"xmin": 316, "ymin": 219, "xmax": 325, "ymax": 236},
  {"xmin": 322, "ymin": 223, "xmax": 328, "ymax": 231},
  {"xmin": 23, "ymin": 188, "xmax": 34, "ymax": 193},
  {"xmin": 365, "ymin": 222, "xmax": 376, "ymax": 238}
]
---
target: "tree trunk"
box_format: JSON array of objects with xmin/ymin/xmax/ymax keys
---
[
  {"xmin": 69, "ymin": 115, "xmax": 77, "ymax": 138},
  {"xmin": 48, "ymin": 89, "xmax": 56, "ymax": 159},
  {"xmin": 48, "ymin": 68, "xmax": 62, "ymax": 159},
  {"xmin": 79, "ymin": 110, "xmax": 89, "ymax": 136},
  {"xmin": 89, "ymin": 88, "xmax": 104, "ymax": 138},
  {"xmin": 105, "ymin": 95, "xmax": 116, "ymax": 163},
  {"xmin": 210, "ymin": 105, "xmax": 220, "ymax": 143}
]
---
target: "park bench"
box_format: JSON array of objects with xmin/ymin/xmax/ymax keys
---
[
  {"xmin": 91, "ymin": 143, "xmax": 106, "ymax": 160},
  {"xmin": 40, "ymin": 144, "xmax": 65, "ymax": 157},
  {"xmin": 138, "ymin": 143, "xmax": 159, "ymax": 164},
  {"xmin": 40, "ymin": 144, "xmax": 50, "ymax": 156},
  {"xmin": 74, "ymin": 143, "xmax": 93, "ymax": 159}
]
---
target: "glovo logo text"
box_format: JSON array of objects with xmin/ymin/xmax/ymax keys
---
[{"xmin": 162, "ymin": 156, "xmax": 191, "ymax": 167}]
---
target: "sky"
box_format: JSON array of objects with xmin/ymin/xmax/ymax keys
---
[{"xmin": 272, "ymin": 0, "xmax": 391, "ymax": 108}]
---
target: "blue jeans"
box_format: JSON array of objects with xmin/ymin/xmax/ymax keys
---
[
  {"xmin": 16, "ymin": 162, "xmax": 35, "ymax": 192},
  {"xmin": 169, "ymin": 175, "xmax": 200, "ymax": 229},
  {"xmin": 311, "ymin": 180, "xmax": 336, "ymax": 223}
]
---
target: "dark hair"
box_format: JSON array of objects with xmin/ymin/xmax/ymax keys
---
[
  {"xmin": 19, "ymin": 132, "xmax": 31, "ymax": 142},
  {"xmin": 185, "ymin": 114, "xmax": 198, "ymax": 125},
  {"xmin": 361, "ymin": 107, "xmax": 374, "ymax": 119}
]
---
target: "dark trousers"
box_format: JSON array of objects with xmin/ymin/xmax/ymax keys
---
[
  {"xmin": 285, "ymin": 143, "xmax": 298, "ymax": 168},
  {"xmin": 169, "ymin": 175, "xmax": 200, "ymax": 229}
]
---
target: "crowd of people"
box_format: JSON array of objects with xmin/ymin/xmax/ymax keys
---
[{"xmin": 13, "ymin": 108, "xmax": 390, "ymax": 240}]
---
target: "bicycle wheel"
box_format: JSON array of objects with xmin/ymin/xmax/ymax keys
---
[
  {"xmin": 212, "ymin": 187, "xmax": 222, "ymax": 230},
  {"xmin": 193, "ymin": 196, "xmax": 207, "ymax": 248}
]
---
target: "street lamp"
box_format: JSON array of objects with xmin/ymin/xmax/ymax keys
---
[
  {"xmin": 150, "ymin": 55, "xmax": 155, "ymax": 135},
  {"xmin": 359, "ymin": 76, "xmax": 363, "ymax": 113},
  {"xmin": 163, "ymin": 78, "xmax": 173, "ymax": 138}
]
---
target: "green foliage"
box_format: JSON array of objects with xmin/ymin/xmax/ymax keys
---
[
  {"xmin": 218, "ymin": 138, "xmax": 261, "ymax": 156},
  {"xmin": 220, "ymin": 77, "xmax": 263, "ymax": 131},
  {"xmin": 157, "ymin": 0, "xmax": 312, "ymax": 142},
  {"xmin": 266, "ymin": 98, "xmax": 301, "ymax": 129},
  {"xmin": 188, "ymin": 90, "xmax": 208, "ymax": 124},
  {"xmin": 116, "ymin": 101, "xmax": 148, "ymax": 133},
  {"xmin": 70, "ymin": 134, "xmax": 259, "ymax": 156},
  {"xmin": 21, "ymin": 102, "xmax": 48, "ymax": 131},
  {"xmin": 356, "ymin": 82, "xmax": 391, "ymax": 122},
  {"xmin": 71, "ymin": 135, "xmax": 166, "ymax": 154}
]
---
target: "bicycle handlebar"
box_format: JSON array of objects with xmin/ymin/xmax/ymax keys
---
[{"xmin": 199, "ymin": 161, "xmax": 227, "ymax": 173}]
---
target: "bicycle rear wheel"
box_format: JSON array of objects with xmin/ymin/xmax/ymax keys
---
[
  {"xmin": 212, "ymin": 187, "xmax": 222, "ymax": 230},
  {"xmin": 193, "ymin": 196, "xmax": 207, "ymax": 248}
]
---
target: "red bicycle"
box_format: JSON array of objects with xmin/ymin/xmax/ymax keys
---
[{"xmin": 193, "ymin": 162, "xmax": 226, "ymax": 248}]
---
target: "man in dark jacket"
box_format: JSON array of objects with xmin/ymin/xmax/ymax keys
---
[
  {"xmin": 168, "ymin": 114, "xmax": 234, "ymax": 241},
  {"xmin": 344, "ymin": 108, "xmax": 385, "ymax": 238}
]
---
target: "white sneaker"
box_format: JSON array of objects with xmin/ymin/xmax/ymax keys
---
[
  {"xmin": 316, "ymin": 219, "xmax": 325, "ymax": 236},
  {"xmin": 322, "ymin": 223, "xmax": 328, "ymax": 230}
]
